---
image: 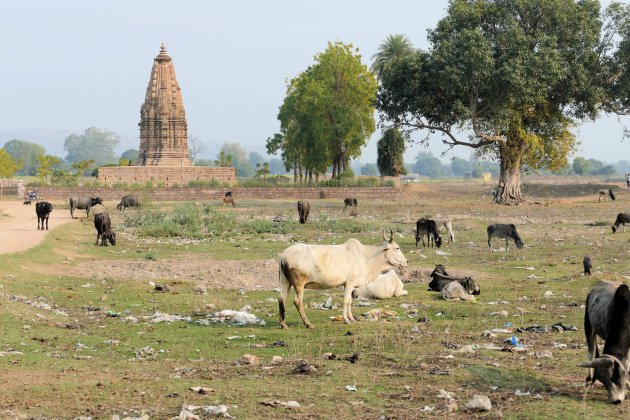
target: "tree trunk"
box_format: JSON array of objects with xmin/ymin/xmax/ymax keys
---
[
  {"xmin": 493, "ymin": 142, "xmax": 525, "ymax": 205},
  {"xmin": 293, "ymin": 162, "xmax": 297, "ymax": 183},
  {"xmin": 315, "ymin": 172, "xmax": 320, "ymax": 183},
  {"xmin": 332, "ymin": 162, "xmax": 337, "ymax": 179}
]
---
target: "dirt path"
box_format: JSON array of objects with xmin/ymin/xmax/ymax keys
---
[{"xmin": 0, "ymin": 200, "xmax": 74, "ymax": 255}]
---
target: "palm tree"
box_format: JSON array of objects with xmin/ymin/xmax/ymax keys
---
[{"xmin": 371, "ymin": 34, "xmax": 415, "ymax": 79}]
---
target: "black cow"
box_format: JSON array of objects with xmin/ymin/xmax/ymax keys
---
[
  {"xmin": 612, "ymin": 213, "xmax": 630, "ymax": 233},
  {"xmin": 415, "ymin": 219, "xmax": 442, "ymax": 248},
  {"xmin": 428, "ymin": 264, "xmax": 480, "ymax": 295},
  {"xmin": 116, "ymin": 195, "xmax": 140, "ymax": 212},
  {"xmin": 70, "ymin": 196, "xmax": 103, "ymax": 219},
  {"xmin": 487, "ymin": 223, "xmax": 524, "ymax": 251},
  {"xmin": 343, "ymin": 198, "xmax": 358, "ymax": 211},
  {"xmin": 579, "ymin": 280, "xmax": 630, "ymax": 403},
  {"xmin": 297, "ymin": 200, "xmax": 310, "ymax": 224},
  {"xmin": 94, "ymin": 212, "xmax": 116, "ymax": 246},
  {"xmin": 36, "ymin": 201, "xmax": 53, "ymax": 231}
]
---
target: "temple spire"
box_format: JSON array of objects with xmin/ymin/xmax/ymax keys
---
[{"xmin": 137, "ymin": 44, "xmax": 190, "ymax": 166}]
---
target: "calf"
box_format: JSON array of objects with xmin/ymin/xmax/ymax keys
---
[
  {"xmin": 351, "ymin": 270, "xmax": 407, "ymax": 300},
  {"xmin": 69, "ymin": 196, "xmax": 103, "ymax": 219},
  {"xmin": 428, "ymin": 264, "xmax": 480, "ymax": 295},
  {"xmin": 297, "ymin": 200, "xmax": 310, "ymax": 224},
  {"xmin": 415, "ymin": 219, "xmax": 442, "ymax": 248},
  {"xmin": 116, "ymin": 195, "xmax": 140, "ymax": 212},
  {"xmin": 579, "ymin": 280, "xmax": 630, "ymax": 404},
  {"xmin": 612, "ymin": 213, "xmax": 630, "ymax": 233},
  {"xmin": 36, "ymin": 201, "xmax": 53, "ymax": 230},
  {"xmin": 343, "ymin": 198, "xmax": 358, "ymax": 211},
  {"xmin": 583, "ymin": 255, "xmax": 592, "ymax": 276},
  {"xmin": 487, "ymin": 223, "xmax": 524, "ymax": 251},
  {"xmin": 441, "ymin": 281, "xmax": 475, "ymax": 301},
  {"xmin": 94, "ymin": 212, "xmax": 116, "ymax": 246}
]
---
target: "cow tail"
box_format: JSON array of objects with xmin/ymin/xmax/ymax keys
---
[{"xmin": 278, "ymin": 259, "xmax": 293, "ymax": 324}]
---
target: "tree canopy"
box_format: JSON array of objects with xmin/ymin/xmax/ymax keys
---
[
  {"xmin": 267, "ymin": 41, "xmax": 377, "ymax": 181},
  {"xmin": 64, "ymin": 127, "xmax": 120, "ymax": 166},
  {"xmin": 377, "ymin": 128, "xmax": 406, "ymax": 176},
  {"xmin": 0, "ymin": 149, "xmax": 20, "ymax": 178},
  {"xmin": 376, "ymin": 0, "xmax": 630, "ymax": 204},
  {"xmin": 3, "ymin": 139, "xmax": 45, "ymax": 176}
]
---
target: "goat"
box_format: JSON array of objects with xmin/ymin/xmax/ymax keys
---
[
  {"xmin": 428, "ymin": 264, "xmax": 480, "ymax": 295},
  {"xmin": 487, "ymin": 223, "xmax": 524, "ymax": 251},
  {"xmin": 415, "ymin": 219, "xmax": 442, "ymax": 248},
  {"xmin": 612, "ymin": 213, "xmax": 630, "ymax": 233}
]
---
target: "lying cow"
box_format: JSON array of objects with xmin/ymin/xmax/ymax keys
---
[
  {"xmin": 351, "ymin": 270, "xmax": 407, "ymax": 300},
  {"xmin": 36, "ymin": 201, "xmax": 53, "ymax": 231},
  {"xmin": 94, "ymin": 212, "xmax": 116, "ymax": 246},
  {"xmin": 116, "ymin": 195, "xmax": 140, "ymax": 212},
  {"xmin": 343, "ymin": 198, "xmax": 358, "ymax": 211},
  {"xmin": 428, "ymin": 264, "xmax": 480, "ymax": 295},
  {"xmin": 579, "ymin": 280, "xmax": 630, "ymax": 404},
  {"xmin": 70, "ymin": 196, "xmax": 103, "ymax": 219},
  {"xmin": 487, "ymin": 223, "xmax": 524, "ymax": 251},
  {"xmin": 612, "ymin": 213, "xmax": 630, "ymax": 233},
  {"xmin": 441, "ymin": 282, "xmax": 475, "ymax": 301},
  {"xmin": 278, "ymin": 230, "xmax": 407, "ymax": 328},
  {"xmin": 415, "ymin": 219, "xmax": 442, "ymax": 248},
  {"xmin": 297, "ymin": 200, "xmax": 310, "ymax": 224}
]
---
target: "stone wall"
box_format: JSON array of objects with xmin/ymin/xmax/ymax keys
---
[
  {"xmin": 35, "ymin": 186, "xmax": 401, "ymax": 202},
  {"xmin": 98, "ymin": 166, "xmax": 237, "ymax": 186}
]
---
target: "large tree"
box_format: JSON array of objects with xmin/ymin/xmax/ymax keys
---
[
  {"xmin": 0, "ymin": 149, "xmax": 20, "ymax": 178},
  {"xmin": 371, "ymin": 34, "xmax": 415, "ymax": 79},
  {"xmin": 268, "ymin": 41, "xmax": 377, "ymax": 180},
  {"xmin": 3, "ymin": 139, "xmax": 45, "ymax": 176},
  {"xmin": 377, "ymin": 128, "xmax": 406, "ymax": 176},
  {"xmin": 64, "ymin": 127, "xmax": 119, "ymax": 166},
  {"xmin": 377, "ymin": 0, "xmax": 629, "ymax": 204}
]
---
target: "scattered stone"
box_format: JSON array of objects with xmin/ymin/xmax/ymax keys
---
[
  {"xmin": 436, "ymin": 389, "xmax": 454, "ymax": 400},
  {"xmin": 271, "ymin": 356, "xmax": 284, "ymax": 365},
  {"xmin": 345, "ymin": 384, "xmax": 358, "ymax": 391},
  {"xmin": 153, "ymin": 284, "xmax": 169, "ymax": 292},
  {"xmin": 235, "ymin": 354, "xmax": 260, "ymax": 366},
  {"xmin": 260, "ymin": 400, "xmax": 301, "ymax": 409},
  {"xmin": 133, "ymin": 346, "xmax": 158, "ymax": 361},
  {"xmin": 543, "ymin": 290, "xmax": 554, "ymax": 298},
  {"xmin": 271, "ymin": 340, "xmax": 287, "ymax": 347},
  {"xmin": 322, "ymin": 352, "xmax": 336, "ymax": 360},
  {"xmin": 464, "ymin": 395, "xmax": 492, "ymax": 412},
  {"xmin": 292, "ymin": 361, "xmax": 317, "ymax": 374},
  {"xmin": 515, "ymin": 389, "xmax": 531, "ymax": 397},
  {"xmin": 490, "ymin": 311, "xmax": 509, "ymax": 317},
  {"xmin": 193, "ymin": 284, "xmax": 207, "ymax": 295}
]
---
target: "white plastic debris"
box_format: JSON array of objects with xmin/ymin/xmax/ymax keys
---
[
  {"xmin": 210, "ymin": 310, "xmax": 266, "ymax": 326},
  {"xmin": 345, "ymin": 384, "xmax": 358, "ymax": 391},
  {"xmin": 515, "ymin": 389, "xmax": 531, "ymax": 397},
  {"xmin": 464, "ymin": 395, "xmax": 492, "ymax": 412},
  {"xmin": 150, "ymin": 312, "xmax": 191, "ymax": 323}
]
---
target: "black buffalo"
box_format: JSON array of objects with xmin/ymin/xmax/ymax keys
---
[
  {"xmin": 94, "ymin": 212, "xmax": 116, "ymax": 246},
  {"xmin": 487, "ymin": 223, "xmax": 524, "ymax": 251},
  {"xmin": 343, "ymin": 198, "xmax": 358, "ymax": 211},
  {"xmin": 297, "ymin": 200, "xmax": 310, "ymax": 224},
  {"xmin": 116, "ymin": 195, "xmax": 140, "ymax": 212},
  {"xmin": 36, "ymin": 201, "xmax": 53, "ymax": 230},
  {"xmin": 70, "ymin": 196, "xmax": 103, "ymax": 219}
]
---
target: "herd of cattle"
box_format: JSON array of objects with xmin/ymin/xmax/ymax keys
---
[{"xmin": 25, "ymin": 191, "xmax": 630, "ymax": 403}]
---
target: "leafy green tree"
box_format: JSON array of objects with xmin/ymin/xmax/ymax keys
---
[
  {"xmin": 248, "ymin": 151, "xmax": 266, "ymax": 169},
  {"xmin": 72, "ymin": 159, "xmax": 95, "ymax": 176},
  {"xmin": 214, "ymin": 151, "xmax": 233, "ymax": 167},
  {"xmin": 268, "ymin": 41, "xmax": 377, "ymax": 180},
  {"xmin": 36, "ymin": 155, "xmax": 62, "ymax": 184},
  {"xmin": 268, "ymin": 158, "xmax": 289, "ymax": 175},
  {"xmin": 217, "ymin": 143, "xmax": 253, "ymax": 177},
  {"xmin": 371, "ymin": 34, "xmax": 415, "ymax": 79},
  {"xmin": 3, "ymin": 139, "xmax": 45, "ymax": 176},
  {"xmin": 376, "ymin": 128, "xmax": 406, "ymax": 176},
  {"xmin": 377, "ymin": 0, "xmax": 628, "ymax": 204},
  {"xmin": 572, "ymin": 157, "xmax": 591, "ymax": 175},
  {"xmin": 64, "ymin": 127, "xmax": 119, "ymax": 166},
  {"xmin": 0, "ymin": 149, "xmax": 20, "ymax": 178},
  {"xmin": 120, "ymin": 149, "xmax": 139, "ymax": 163},
  {"xmin": 360, "ymin": 163, "xmax": 379, "ymax": 176},
  {"xmin": 450, "ymin": 157, "xmax": 472, "ymax": 177},
  {"xmin": 194, "ymin": 159, "xmax": 215, "ymax": 167},
  {"xmin": 414, "ymin": 151, "xmax": 446, "ymax": 179},
  {"xmin": 255, "ymin": 162, "xmax": 271, "ymax": 177}
]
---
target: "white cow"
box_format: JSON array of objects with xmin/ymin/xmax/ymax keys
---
[
  {"xmin": 351, "ymin": 270, "xmax": 407, "ymax": 300},
  {"xmin": 278, "ymin": 231, "xmax": 408, "ymax": 328}
]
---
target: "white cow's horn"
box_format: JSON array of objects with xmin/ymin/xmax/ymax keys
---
[{"xmin": 382, "ymin": 230, "xmax": 388, "ymax": 241}]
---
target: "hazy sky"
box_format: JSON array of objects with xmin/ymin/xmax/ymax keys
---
[{"xmin": 0, "ymin": 0, "xmax": 628, "ymax": 165}]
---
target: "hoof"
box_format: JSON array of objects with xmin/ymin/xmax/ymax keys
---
[
  {"xmin": 280, "ymin": 323, "xmax": 289, "ymax": 330},
  {"xmin": 306, "ymin": 324, "xmax": 315, "ymax": 329}
]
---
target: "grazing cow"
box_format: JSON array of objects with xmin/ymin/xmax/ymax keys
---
[
  {"xmin": 278, "ymin": 230, "xmax": 407, "ymax": 328},
  {"xmin": 578, "ymin": 280, "xmax": 630, "ymax": 404},
  {"xmin": 116, "ymin": 195, "xmax": 140, "ymax": 212},
  {"xmin": 69, "ymin": 196, "xmax": 103, "ymax": 219},
  {"xmin": 223, "ymin": 197, "xmax": 236, "ymax": 207},
  {"xmin": 598, "ymin": 189, "xmax": 616, "ymax": 202},
  {"xmin": 487, "ymin": 223, "xmax": 524, "ymax": 251},
  {"xmin": 343, "ymin": 198, "xmax": 358, "ymax": 211},
  {"xmin": 583, "ymin": 255, "xmax": 592, "ymax": 276},
  {"xmin": 35, "ymin": 201, "xmax": 53, "ymax": 231},
  {"xmin": 351, "ymin": 270, "xmax": 407, "ymax": 300},
  {"xmin": 94, "ymin": 212, "xmax": 116, "ymax": 246},
  {"xmin": 297, "ymin": 200, "xmax": 310, "ymax": 224},
  {"xmin": 612, "ymin": 213, "xmax": 630, "ymax": 233},
  {"xmin": 428, "ymin": 264, "xmax": 480, "ymax": 295},
  {"xmin": 415, "ymin": 219, "xmax": 442, "ymax": 248}
]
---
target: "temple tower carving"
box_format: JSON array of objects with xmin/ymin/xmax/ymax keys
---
[{"xmin": 137, "ymin": 44, "xmax": 190, "ymax": 166}]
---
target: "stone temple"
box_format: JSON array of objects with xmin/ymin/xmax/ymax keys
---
[
  {"xmin": 98, "ymin": 45, "xmax": 236, "ymax": 187},
  {"xmin": 138, "ymin": 44, "xmax": 190, "ymax": 167}
]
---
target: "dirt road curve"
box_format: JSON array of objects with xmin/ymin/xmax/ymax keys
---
[{"xmin": 0, "ymin": 200, "xmax": 74, "ymax": 255}]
